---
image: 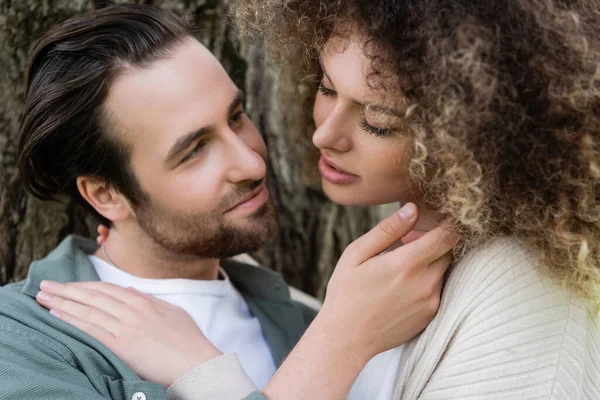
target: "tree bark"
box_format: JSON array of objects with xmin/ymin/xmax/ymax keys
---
[{"xmin": 0, "ymin": 0, "xmax": 378, "ymax": 297}]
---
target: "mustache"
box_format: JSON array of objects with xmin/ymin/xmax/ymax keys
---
[{"xmin": 221, "ymin": 179, "xmax": 266, "ymax": 211}]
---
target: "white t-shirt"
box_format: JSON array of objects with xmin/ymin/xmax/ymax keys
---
[
  {"xmin": 348, "ymin": 345, "xmax": 404, "ymax": 400},
  {"xmin": 88, "ymin": 255, "xmax": 277, "ymax": 389}
]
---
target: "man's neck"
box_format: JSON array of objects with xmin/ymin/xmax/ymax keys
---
[{"xmin": 93, "ymin": 228, "xmax": 221, "ymax": 280}]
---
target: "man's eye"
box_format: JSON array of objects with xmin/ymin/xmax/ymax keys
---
[
  {"xmin": 230, "ymin": 111, "xmax": 245, "ymax": 124},
  {"xmin": 318, "ymin": 82, "xmax": 336, "ymax": 97},
  {"xmin": 180, "ymin": 141, "xmax": 206, "ymax": 164}
]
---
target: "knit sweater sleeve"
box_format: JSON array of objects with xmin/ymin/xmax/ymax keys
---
[
  {"xmin": 167, "ymin": 353, "xmax": 262, "ymax": 400},
  {"xmin": 397, "ymin": 237, "xmax": 600, "ymax": 400}
]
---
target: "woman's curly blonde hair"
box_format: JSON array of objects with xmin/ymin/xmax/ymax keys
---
[{"xmin": 233, "ymin": 0, "xmax": 600, "ymax": 301}]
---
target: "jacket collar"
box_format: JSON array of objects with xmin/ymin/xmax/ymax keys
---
[
  {"xmin": 21, "ymin": 235, "xmax": 100, "ymax": 298},
  {"xmin": 21, "ymin": 235, "xmax": 308, "ymax": 366}
]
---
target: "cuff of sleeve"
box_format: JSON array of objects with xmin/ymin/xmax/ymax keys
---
[
  {"xmin": 167, "ymin": 353, "xmax": 258, "ymax": 400},
  {"xmin": 243, "ymin": 392, "xmax": 269, "ymax": 400}
]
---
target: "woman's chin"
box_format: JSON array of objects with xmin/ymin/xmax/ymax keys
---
[{"xmin": 322, "ymin": 185, "xmax": 390, "ymax": 207}]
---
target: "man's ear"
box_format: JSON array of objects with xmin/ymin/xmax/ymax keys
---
[{"xmin": 76, "ymin": 176, "xmax": 134, "ymax": 222}]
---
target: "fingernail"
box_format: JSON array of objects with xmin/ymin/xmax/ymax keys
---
[
  {"xmin": 37, "ymin": 291, "xmax": 52, "ymax": 302},
  {"xmin": 398, "ymin": 203, "xmax": 416, "ymax": 220},
  {"xmin": 49, "ymin": 309, "xmax": 61, "ymax": 318},
  {"xmin": 40, "ymin": 280, "xmax": 56, "ymax": 290}
]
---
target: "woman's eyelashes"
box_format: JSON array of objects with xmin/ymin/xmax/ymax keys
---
[
  {"xmin": 359, "ymin": 119, "xmax": 391, "ymax": 137},
  {"xmin": 318, "ymin": 82, "xmax": 336, "ymax": 97},
  {"xmin": 319, "ymin": 81, "xmax": 392, "ymax": 137}
]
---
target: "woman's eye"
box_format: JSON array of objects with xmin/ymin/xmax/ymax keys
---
[
  {"xmin": 318, "ymin": 82, "xmax": 336, "ymax": 97},
  {"xmin": 359, "ymin": 119, "xmax": 392, "ymax": 137},
  {"xmin": 180, "ymin": 141, "xmax": 206, "ymax": 164}
]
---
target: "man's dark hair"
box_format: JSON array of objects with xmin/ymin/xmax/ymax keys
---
[{"xmin": 18, "ymin": 4, "xmax": 193, "ymax": 226}]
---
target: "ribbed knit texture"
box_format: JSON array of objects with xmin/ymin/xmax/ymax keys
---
[{"xmin": 394, "ymin": 237, "xmax": 600, "ymax": 400}]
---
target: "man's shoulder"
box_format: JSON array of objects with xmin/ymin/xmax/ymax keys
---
[
  {"xmin": 0, "ymin": 280, "xmax": 41, "ymax": 320},
  {"xmin": 291, "ymin": 299, "xmax": 319, "ymax": 325},
  {"xmin": 225, "ymin": 255, "xmax": 320, "ymax": 362},
  {"xmin": 289, "ymin": 286, "xmax": 320, "ymax": 322},
  {"xmin": 0, "ymin": 283, "xmax": 81, "ymax": 370},
  {"xmin": 0, "ymin": 279, "xmax": 167, "ymax": 399},
  {"xmin": 226, "ymin": 255, "xmax": 321, "ymax": 311}
]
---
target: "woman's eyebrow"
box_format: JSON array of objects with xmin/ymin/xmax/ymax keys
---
[{"xmin": 320, "ymin": 60, "xmax": 404, "ymax": 118}]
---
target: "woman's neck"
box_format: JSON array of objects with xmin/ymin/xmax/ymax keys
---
[{"xmin": 410, "ymin": 204, "xmax": 442, "ymax": 233}]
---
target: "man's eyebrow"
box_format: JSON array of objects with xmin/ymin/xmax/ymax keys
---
[
  {"xmin": 164, "ymin": 126, "xmax": 213, "ymax": 165},
  {"xmin": 164, "ymin": 89, "xmax": 246, "ymax": 165},
  {"xmin": 229, "ymin": 89, "xmax": 244, "ymax": 115},
  {"xmin": 319, "ymin": 60, "xmax": 404, "ymax": 119}
]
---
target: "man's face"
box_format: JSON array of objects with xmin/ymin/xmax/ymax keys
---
[{"xmin": 104, "ymin": 37, "xmax": 278, "ymax": 258}]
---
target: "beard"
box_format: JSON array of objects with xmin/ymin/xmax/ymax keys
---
[{"xmin": 133, "ymin": 181, "xmax": 279, "ymax": 258}]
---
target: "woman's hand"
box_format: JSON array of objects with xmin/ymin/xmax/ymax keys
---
[
  {"xmin": 263, "ymin": 203, "xmax": 458, "ymax": 399},
  {"xmin": 36, "ymin": 281, "xmax": 222, "ymax": 387},
  {"xmin": 320, "ymin": 204, "xmax": 455, "ymax": 358}
]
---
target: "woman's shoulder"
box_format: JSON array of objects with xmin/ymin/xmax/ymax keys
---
[
  {"xmin": 397, "ymin": 236, "xmax": 600, "ymax": 399},
  {"xmin": 442, "ymin": 236, "xmax": 599, "ymax": 344},
  {"xmin": 452, "ymin": 236, "xmax": 535, "ymax": 282},
  {"xmin": 448, "ymin": 236, "xmax": 573, "ymax": 307}
]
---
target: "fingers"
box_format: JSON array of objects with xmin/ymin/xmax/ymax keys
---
[
  {"xmin": 36, "ymin": 291, "xmax": 122, "ymax": 335},
  {"xmin": 126, "ymin": 286, "xmax": 164, "ymax": 303},
  {"xmin": 399, "ymin": 230, "xmax": 426, "ymax": 245},
  {"xmin": 51, "ymin": 309, "xmax": 116, "ymax": 343},
  {"xmin": 342, "ymin": 203, "xmax": 419, "ymax": 264},
  {"xmin": 429, "ymin": 251, "xmax": 453, "ymax": 278},
  {"xmin": 419, "ymin": 252, "xmax": 451, "ymax": 313},
  {"xmin": 37, "ymin": 281, "xmax": 130, "ymax": 319},
  {"xmin": 400, "ymin": 225, "xmax": 459, "ymax": 266},
  {"xmin": 66, "ymin": 281, "xmax": 149, "ymax": 305}
]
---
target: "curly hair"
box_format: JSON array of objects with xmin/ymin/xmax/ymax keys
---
[{"xmin": 233, "ymin": 0, "xmax": 600, "ymax": 301}]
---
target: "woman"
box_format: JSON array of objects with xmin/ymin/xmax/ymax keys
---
[{"xmin": 37, "ymin": 0, "xmax": 600, "ymax": 398}]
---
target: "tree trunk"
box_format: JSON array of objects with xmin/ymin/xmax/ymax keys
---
[{"xmin": 0, "ymin": 0, "xmax": 378, "ymax": 297}]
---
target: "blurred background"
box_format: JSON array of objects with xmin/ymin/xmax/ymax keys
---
[{"xmin": 0, "ymin": 0, "xmax": 381, "ymax": 298}]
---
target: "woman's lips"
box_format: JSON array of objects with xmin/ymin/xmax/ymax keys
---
[{"xmin": 318, "ymin": 156, "xmax": 360, "ymax": 184}]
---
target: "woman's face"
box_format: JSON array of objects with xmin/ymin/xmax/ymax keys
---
[{"xmin": 313, "ymin": 35, "xmax": 418, "ymax": 206}]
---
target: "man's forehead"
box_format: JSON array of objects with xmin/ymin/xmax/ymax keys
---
[{"xmin": 103, "ymin": 37, "xmax": 234, "ymax": 136}]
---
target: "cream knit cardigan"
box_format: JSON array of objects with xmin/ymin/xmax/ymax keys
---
[
  {"xmin": 393, "ymin": 237, "xmax": 600, "ymax": 400},
  {"xmin": 167, "ymin": 237, "xmax": 600, "ymax": 400}
]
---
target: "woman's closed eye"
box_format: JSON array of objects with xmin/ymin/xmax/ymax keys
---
[
  {"xmin": 359, "ymin": 119, "xmax": 392, "ymax": 137},
  {"xmin": 319, "ymin": 81, "xmax": 396, "ymax": 137},
  {"xmin": 318, "ymin": 82, "xmax": 336, "ymax": 97},
  {"xmin": 361, "ymin": 108, "xmax": 402, "ymax": 138}
]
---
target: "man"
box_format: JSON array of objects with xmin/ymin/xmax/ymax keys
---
[{"xmin": 0, "ymin": 5, "xmax": 454, "ymax": 400}]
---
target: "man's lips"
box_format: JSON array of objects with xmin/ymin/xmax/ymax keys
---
[{"xmin": 225, "ymin": 182, "xmax": 268, "ymax": 213}]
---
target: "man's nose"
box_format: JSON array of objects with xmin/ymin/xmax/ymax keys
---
[{"xmin": 224, "ymin": 132, "xmax": 267, "ymax": 183}]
